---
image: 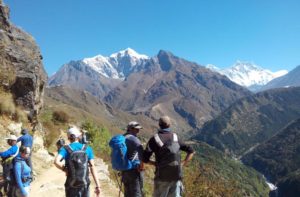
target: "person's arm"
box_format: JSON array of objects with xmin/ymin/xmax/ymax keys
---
[
  {"xmin": 54, "ymin": 147, "xmax": 66, "ymax": 171},
  {"xmin": 142, "ymin": 138, "xmax": 156, "ymax": 165},
  {"xmin": 14, "ymin": 162, "xmax": 28, "ymax": 197},
  {"xmin": 54, "ymin": 154, "xmax": 65, "ymax": 171},
  {"xmin": 17, "ymin": 136, "xmax": 24, "ymax": 143},
  {"xmin": 89, "ymin": 159, "xmax": 101, "ymax": 196},
  {"xmin": 0, "ymin": 146, "xmax": 18, "ymax": 158},
  {"xmin": 181, "ymin": 152, "xmax": 195, "ymax": 166},
  {"xmin": 179, "ymin": 139, "xmax": 195, "ymax": 167}
]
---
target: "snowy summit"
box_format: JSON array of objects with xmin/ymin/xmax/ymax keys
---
[
  {"xmin": 207, "ymin": 61, "xmax": 288, "ymax": 91},
  {"xmin": 83, "ymin": 48, "xmax": 149, "ymax": 79}
]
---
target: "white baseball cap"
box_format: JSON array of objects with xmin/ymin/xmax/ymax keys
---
[{"xmin": 67, "ymin": 127, "xmax": 81, "ymax": 138}]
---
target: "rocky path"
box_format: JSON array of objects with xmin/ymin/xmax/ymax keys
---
[{"xmin": 31, "ymin": 156, "xmax": 120, "ymax": 197}]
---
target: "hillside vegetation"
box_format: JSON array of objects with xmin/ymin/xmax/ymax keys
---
[{"xmin": 196, "ymin": 87, "xmax": 300, "ymax": 156}]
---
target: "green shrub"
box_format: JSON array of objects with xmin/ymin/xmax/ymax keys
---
[
  {"xmin": 81, "ymin": 120, "xmax": 111, "ymax": 160},
  {"xmin": 52, "ymin": 110, "xmax": 69, "ymax": 123}
]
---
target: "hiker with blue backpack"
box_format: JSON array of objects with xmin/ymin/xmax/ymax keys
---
[
  {"xmin": 12, "ymin": 146, "xmax": 32, "ymax": 197},
  {"xmin": 143, "ymin": 116, "xmax": 195, "ymax": 197},
  {"xmin": 54, "ymin": 126, "xmax": 101, "ymax": 197},
  {"xmin": 109, "ymin": 121, "xmax": 145, "ymax": 197}
]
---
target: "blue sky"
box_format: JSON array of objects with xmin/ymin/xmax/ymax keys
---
[{"xmin": 4, "ymin": 0, "xmax": 300, "ymax": 76}]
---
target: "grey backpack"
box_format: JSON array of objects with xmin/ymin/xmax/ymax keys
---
[{"xmin": 154, "ymin": 133, "xmax": 182, "ymax": 181}]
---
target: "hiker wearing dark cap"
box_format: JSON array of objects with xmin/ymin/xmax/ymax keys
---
[
  {"xmin": 143, "ymin": 116, "xmax": 195, "ymax": 197},
  {"xmin": 54, "ymin": 126, "xmax": 101, "ymax": 197},
  {"xmin": 122, "ymin": 121, "xmax": 145, "ymax": 197},
  {"xmin": 17, "ymin": 129, "xmax": 33, "ymax": 170}
]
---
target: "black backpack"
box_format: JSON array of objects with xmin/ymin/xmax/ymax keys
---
[
  {"xmin": 64, "ymin": 144, "xmax": 90, "ymax": 188},
  {"xmin": 154, "ymin": 133, "xmax": 182, "ymax": 181}
]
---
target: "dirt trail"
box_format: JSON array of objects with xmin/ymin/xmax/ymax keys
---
[{"xmin": 30, "ymin": 157, "xmax": 120, "ymax": 197}]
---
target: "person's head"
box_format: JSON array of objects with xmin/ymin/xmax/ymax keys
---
[
  {"xmin": 20, "ymin": 146, "xmax": 31, "ymax": 159},
  {"xmin": 5, "ymin": 135, "xmax": 17, "ymax": 146},
  {"xmin": 21, "ymin": 128, "xmax": 29, "ymax": 135},
  {"xmin": 67, "ymin": 126, "xmax": 81, "ymax": 142},
  {"xmin": 56, "ymin": 138, "xmax": 65, "ymax": 151},
  {"xmin": 159, "ymin": 116, "xmax": 171, "ymax": 129},
  {"xmin": 127, "ymin": 121, "xmax": 142, "ymax": 135}
]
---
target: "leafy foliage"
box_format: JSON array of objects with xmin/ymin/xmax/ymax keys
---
[{"xmin": 81, "ymin": 120, "xmax": 111, "ymax": 160}]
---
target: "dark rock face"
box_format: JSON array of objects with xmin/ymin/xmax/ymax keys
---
[{"xmin": 0, "ymin": 1, "xmax": 47, "ymax": 120}]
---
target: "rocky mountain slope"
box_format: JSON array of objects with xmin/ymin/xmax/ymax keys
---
[
  {"xmin": 207, "ymin": 61, "xmax": 287, "ymax": 92},
  {"xmin": 242, "ymin": 118, "xmax": 300, "ymax": 197},
  {"xmin": 104, "ymin": 50, "xmax": 251, "ymax": 134},
  {"xmin": 48, "ymin": 48, "xmax": 149, "ymax": 98},
  {"xmin": 0, "ymin": 0, "xmax": 47, "ymax": 121},
  {"xmin": 260, "ymin": 65, "xmax": 300, "ymax": 91},
  {"xmin": 195, "ymin": 87, "xmax": 300, "ymax": 156}
]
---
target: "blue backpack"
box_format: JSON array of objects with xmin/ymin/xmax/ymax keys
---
[{"xmin": 109, "ymin": 134, "xmax": 139, "ymax": 171}]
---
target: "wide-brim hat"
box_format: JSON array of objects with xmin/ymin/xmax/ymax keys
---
[{"xmin": 5, "ymin": 135, "xmax": 18, "ymax": 141}]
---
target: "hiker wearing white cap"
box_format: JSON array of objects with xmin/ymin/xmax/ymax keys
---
[
  {"xmin": 0, "ymin": 135, "xmax": 19, "ymax": 158},
  {"xmin": 54, "ymin": 126, "xmax": 101, "ymax": 197},
  {"xmin": 0, "ymin": 134, "xmax": 19, "ymax": 196}
]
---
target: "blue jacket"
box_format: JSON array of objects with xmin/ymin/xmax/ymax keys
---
[
  {"xmin": 0, "ymin": 144, "xmax": 19, "ymax": 158},
  {"xmin": 17, "ymin": 134, "xmax": 33, "ymax": 148},
  {"xmin": 14, "ymin": 156, "xmax": 31, "ymax": 196}
]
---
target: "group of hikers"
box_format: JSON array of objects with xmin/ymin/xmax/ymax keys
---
[
  {"xmin": 0, "ymin": 129, "xmax": 33, "ymax": 197},
  {"xmin": 0, "ymin": 115, "xmax": 195, "ymax": 197}
]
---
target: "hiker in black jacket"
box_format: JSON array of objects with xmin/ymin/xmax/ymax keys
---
[{"xmin": 143, "ymin": 116, "xmax": 195, "ymax": 197}]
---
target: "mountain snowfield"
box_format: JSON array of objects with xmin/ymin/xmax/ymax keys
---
[
  {"xmin": 206, "ymin": 61, "xmax": 288, "ymax": 91},
  {"xmin": 82, "ymin": 48, "xmax": 149, "ymax": 79}
]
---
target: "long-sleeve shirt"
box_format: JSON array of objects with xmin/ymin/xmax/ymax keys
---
[
  {"xmin": 17, "ymin": 134, "xmax": 33, "ymax": 148},
  {"xmin": 0, "ymin": 144, "xmax": 19, "ymax": 158},
  {"xmin": 14, "ymin": 156, "xmax": 32, "ymax": 196},
  {"xmin": 124, "ymin": 133, "xmax": 144, "ymax": 166}
]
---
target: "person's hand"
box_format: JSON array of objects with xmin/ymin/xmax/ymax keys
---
[
  {"xmin": 138, "ymin": 163, "xmax": 145, "ymax": 172},
  {"xmin": 181, "ymin": 160, "xmax": 187, "ymax": 167},
  {"xmin": 95, "ymin": 186, "xmax": 100, "ymax": 196}
]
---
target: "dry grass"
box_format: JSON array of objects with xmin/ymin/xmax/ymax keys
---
[{"xmin": 0, "ymin": 91, "xmax": 28, "ymax": 123}]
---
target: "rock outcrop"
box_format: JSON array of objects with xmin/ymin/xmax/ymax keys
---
[{"xmin": 0, "ymin": 0, "xmax": 47, "ymax": 122}]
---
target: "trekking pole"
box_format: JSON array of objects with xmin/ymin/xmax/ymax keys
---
[{"xmin": 113, "ymin": 171, "xmax": 122, "ymax": 197}]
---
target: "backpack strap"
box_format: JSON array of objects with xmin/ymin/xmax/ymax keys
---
[
  {"xmin": 154, "ymin": 133, "xmax": 178, "ymax": 147},
  {"xmin": 81, "ymin": 144, "xmax": 88, "ymax": 151},
  {"xmin": 64, "ymin": 145, "xmax": 73, "ymax": 154},
  {"xmin": 154, "ymin": 134, "xmax": 164, "ymax": 147},
  {"xmin": 173, "ymin": 133, "xmax": 178, "ymax": 142}
]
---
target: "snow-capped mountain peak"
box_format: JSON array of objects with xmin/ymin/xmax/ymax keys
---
[
  {"xmin": 206, "ymin": 61, "xmax": 288, "ymax": 91},
  {"xmin": 110, "ymin": 48, "xmax": 149, "ymax": 60},
  {"xmin": 79, "ymin": 48, "xmax": 150, "ymax": 79}
]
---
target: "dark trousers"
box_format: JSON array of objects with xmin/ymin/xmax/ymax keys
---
[
  {"xmin": 65, "ymin": 184, "xmax": 90, "ymax": 197},
  {"xmin": 122, "ymin": 169, "xmax": 143, "ymax": 197}
]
